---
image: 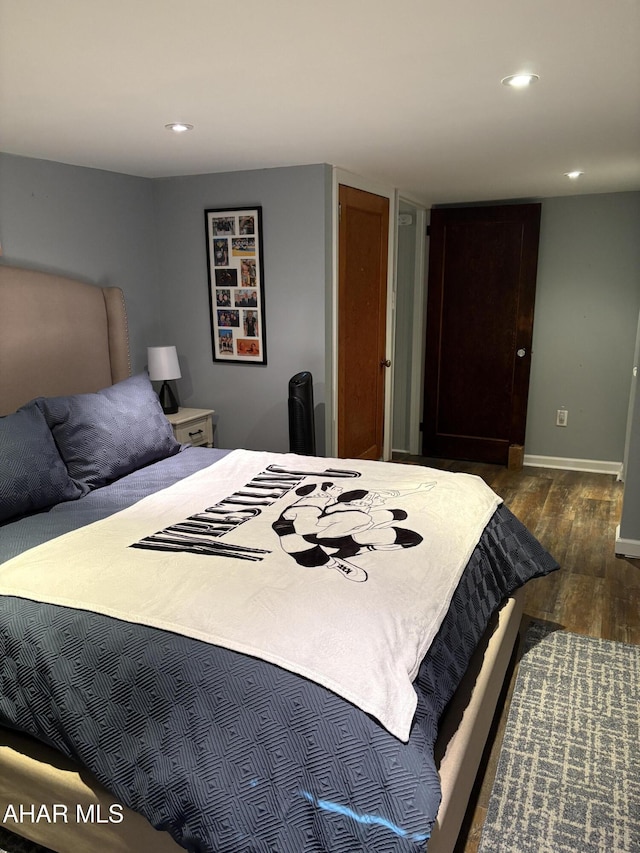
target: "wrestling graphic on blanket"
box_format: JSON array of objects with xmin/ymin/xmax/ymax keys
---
[
  {"xmin": 0, "ymin": 450, "xmax": 502, "ymax": 740},
  {"xmin": 271, "ymin": 480, "xmax": 430, "ymax": 582},
  {"xmin": 131, "ymin": 461, "xmax": 430, "ymax": 583}
]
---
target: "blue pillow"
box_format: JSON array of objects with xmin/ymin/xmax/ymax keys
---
[
  {"xmin": 38, "ymin": 373, "xmax": 181, "ymax": 492},
  {"xmin": 0, "ymin": 402, "xmax": 83, "ymax": 523}
]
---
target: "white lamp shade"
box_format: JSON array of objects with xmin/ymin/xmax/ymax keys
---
[{"xmin": 147, "ymin": 346, "xmax": 182, "ymax": 381}]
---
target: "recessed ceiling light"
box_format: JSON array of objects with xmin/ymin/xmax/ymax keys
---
[
  {"xmin": 165, "ymin": 122, "xmax": 194, "ymax": 133},
  {"xmin": 501, "ymin": 73, "xmax": 539, "ymax": 89},
  {"xmin": 564, "ymin": 170, "xmax": 585, "ymax": 180}
]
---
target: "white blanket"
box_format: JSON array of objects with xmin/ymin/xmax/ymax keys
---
[{"xmin": 0, "ymin": 450, "xmax": 501, "ymax": 741}]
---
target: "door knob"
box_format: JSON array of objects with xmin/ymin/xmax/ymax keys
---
[
  {"xmin": 516, "ymin": 348, "xmax": 526, "ymax": 358},
  {"xmin": 380, "ymin": 359, "xmax": 391, "ymax": 368}
]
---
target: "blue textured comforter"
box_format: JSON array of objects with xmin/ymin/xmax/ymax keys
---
[{"xmin": 0, "ymin": 448, "xmax": 558, "ymax": 852}]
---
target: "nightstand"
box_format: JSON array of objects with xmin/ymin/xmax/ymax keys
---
[{"xmin": 166, "ymin": 407, "xmax": 215, "ymax": 447}]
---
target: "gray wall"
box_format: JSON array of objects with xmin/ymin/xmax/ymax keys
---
[
  {"xmin": 152, "ymin": 164, "xmax": 331, "ymax": 453},
  {"xmin": 393, "ymin": 202, "xmax": 418, "ymax": 453},
  {"xmin": 0, "ymin": 154, "xmax": 331, "ymax": 454},
  {"xmin": 2, "ymin": 152, "xmax": 638, "ymax": 470},
  {"xmin": 0, "ymin": 153, "xmax": 162, "ymax": 372},
  {"xmin": 525, "ymin": 192, "xmax": 640, "ymax": 462}
]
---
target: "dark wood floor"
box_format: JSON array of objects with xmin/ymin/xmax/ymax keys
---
[{"xmin": 394, "ymin": 455, "xmax": 640, "ymax": 853}]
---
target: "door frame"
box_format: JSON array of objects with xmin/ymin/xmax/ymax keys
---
[
  {"xmin": 622, "ymin": 310, "xmax": 640, "ymax": 482},
  {"xmin": 329, "ymin": 168, "xmax": 397, "ymax": 459},
  {"xmin": 394, "ymin": 198, "xmax": 428, "ymax": 456}
]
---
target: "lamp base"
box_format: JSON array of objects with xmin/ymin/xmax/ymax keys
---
[{"xmin": 158, "ymin": 381, "xmax": 179, "ymax": 415}]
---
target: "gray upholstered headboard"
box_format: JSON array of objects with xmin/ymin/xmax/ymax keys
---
[{"xmin": 0, "ymin": 265, "xmax": 131, "ymax": 416}]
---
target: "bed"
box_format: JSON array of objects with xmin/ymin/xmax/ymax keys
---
[{"xmin": 0, "ymin": 263, "xmax": 558, "ymax": 853}]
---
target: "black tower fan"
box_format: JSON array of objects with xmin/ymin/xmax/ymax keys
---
[{"xmin": 288, "ymin": 371, "xmax": 316, "ymax": 455}]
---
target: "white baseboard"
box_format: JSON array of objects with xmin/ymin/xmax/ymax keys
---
[
  {"xmin": 615, "ymin": 526, "xmax": 640, "ymax": 559},
  {"xmin": 391, "ymin": 446, "xmax": 411, "ymax": 457},
  {"xmin": 523, "ymin": 455, "xmax": 623, "ymax": 476}
]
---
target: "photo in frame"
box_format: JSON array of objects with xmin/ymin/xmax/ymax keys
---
[{"xmin": 204, "ymin": 206, "xmax": 267, "ymax": 364}]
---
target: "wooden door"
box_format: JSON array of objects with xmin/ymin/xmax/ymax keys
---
[
  {"xmin": 422, "ymin": 204, "xmax": 541, "ymax": 466},
  {"xmin": 338, "ymin": 184, "xmax": 390, "ymax": 459}
]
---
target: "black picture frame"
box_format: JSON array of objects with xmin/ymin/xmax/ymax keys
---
[{"xmin": 204, "ymin": 206, "xmax": 267, "ymax": 364}]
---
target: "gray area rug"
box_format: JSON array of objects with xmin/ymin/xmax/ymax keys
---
[{"xmin": 479, "ymin": 623, "xmax": 640, "ymax": 853}]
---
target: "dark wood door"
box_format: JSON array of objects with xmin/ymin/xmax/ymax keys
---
[
  {"xmin": 338, "ymin": 184, "xmax": 390, "ymax": 459},
  {"xmin": 422, "ymin": 204, "xmax": 541, "ymax": 466}
]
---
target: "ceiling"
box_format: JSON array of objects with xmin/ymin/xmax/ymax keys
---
[{"xmin": 1, "ymin": 0, "xmax": 639, "ymax": 206}]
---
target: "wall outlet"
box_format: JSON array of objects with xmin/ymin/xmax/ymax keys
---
[{"xmin": 556, "ymin": 409, "xmax": 568, "ymax": 427}]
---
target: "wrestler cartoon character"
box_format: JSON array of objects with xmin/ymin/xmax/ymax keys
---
[{"xmin": 271, "ymin": 480, "xmax": 434, "ymax": 581}]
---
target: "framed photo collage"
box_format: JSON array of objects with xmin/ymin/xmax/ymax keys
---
[{"xmin": 205, "ymin": 206, "xmax": 266, "ymax": 364}]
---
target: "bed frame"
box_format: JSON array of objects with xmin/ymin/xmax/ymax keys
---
[{"xmin": 0, "ymin": 263, "xmax": 523, "ymax": 853}]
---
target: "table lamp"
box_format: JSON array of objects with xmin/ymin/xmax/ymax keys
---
[{"xmin": 147, "ymin": 346, "xmax": 181, "ymax": 414}]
